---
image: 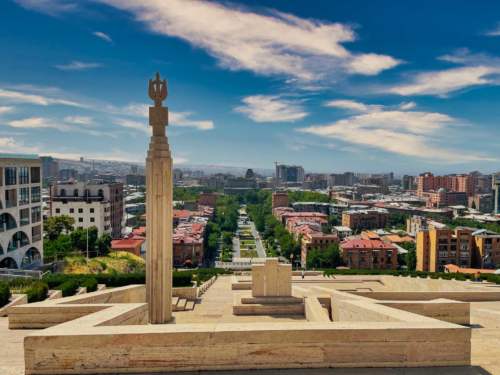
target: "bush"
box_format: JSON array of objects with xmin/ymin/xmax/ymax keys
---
[
  {"xmin": 56, "ymin": 279, "xmax": 79, "ymax": 297},
  {"xmin": 0, "ymin": 282, "xmax": 11, "ymax": 307},
  {"xmin": 80, "ymin": 277, "xmax": 98, "ymax": 292},
  {"xmin": 26, "ymin": 281, "xmax": 48, "ymax": 303}
]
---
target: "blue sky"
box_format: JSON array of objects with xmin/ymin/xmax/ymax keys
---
[{"xmin": 1, "ymin": 0, "xmax": 500, "ymax": 175}]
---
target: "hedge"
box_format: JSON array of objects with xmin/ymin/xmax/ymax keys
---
[
  {"xmin": 26, "ymin": 281, "xmax": 48, "ymax": 303},
  {"xmin": 43, "ymin": 271, "xmax": 194, "ymax": 288},
  {"xmin": 321, "ymin": 268, "xmax": 476, "ymax": 281},
  {"xmin": 41, "ymin": 268, "xmax": 234, "ymax": 290},
  {"xmin": 0, "ymin": 282, "xmax": 11, "ymax": 307},
  {"xmin": 80, "ymin": 277, "xmax": 98, "ymax": 292},
  {"xmin": 56, "ymin": 279, "xmax": 79, "ymax": 297}
]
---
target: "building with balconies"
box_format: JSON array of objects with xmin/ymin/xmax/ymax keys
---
[
  {"xmin": 0, "ymin": 154, "xmax": 43, "ymax": 269},
  {"xmin": 49, "ymin": 181, "xmax": 124, "ymax": 238}
]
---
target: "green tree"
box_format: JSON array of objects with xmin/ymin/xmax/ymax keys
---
[
  {"xmin": 70, "ymin": 227, "xmax": 99, "ymax": 256},
  {"xmin": 306, "ymin": 243, "xmax": 342, "ymax": 269},
  {"xmin": 400, "ymin": 242, "xmax": 417, "ymax": 270},
  {"xmin": 43, "ymin": 234, "xmax": 73, "ymax": 263},
  {"xmin": 44, "ymin": 216, "xmax": 75, "ymax": 240},
  {"xmin": 96, "ymin": 233, "xmax": 112, "ymax": 256}
]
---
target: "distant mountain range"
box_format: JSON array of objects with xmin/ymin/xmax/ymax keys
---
[{"xmin": 56, "ymin": 158, "xmax": 274, "ymax": 177}]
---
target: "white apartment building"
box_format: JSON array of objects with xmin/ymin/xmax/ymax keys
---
[
  {"xmin": 50, "ymin": 181, "xmax": 124, "ymax": 238},
  {"xmin": 0, "ymin": 154, "xmax": 43, "ymax": 269}
]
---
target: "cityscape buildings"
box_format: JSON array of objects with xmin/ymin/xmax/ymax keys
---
[{"xmin": 0, "ymin": 154, "xmax": 43, "ymax": 269}]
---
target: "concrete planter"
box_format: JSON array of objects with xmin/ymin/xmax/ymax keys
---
[
  {"xmin": 172, "ymin": 284, "xmax": 198, "ymax": 300},
  {"xmin": 0, "ymin": 294, "xmax": 28, "ymax": 317}
]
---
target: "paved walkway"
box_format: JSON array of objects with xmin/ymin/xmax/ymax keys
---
[{"xmin": 249, "ymin": 221, "xmax": 266, "ymax": 258}]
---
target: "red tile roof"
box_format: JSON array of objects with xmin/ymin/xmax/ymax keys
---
[
  {"xmin": 111, "ymin": 238, "xmax": 145, "ymax": 249},
  {"xmin": 341, "ymin": 239, "xmax": 396, "ymax": 250}
]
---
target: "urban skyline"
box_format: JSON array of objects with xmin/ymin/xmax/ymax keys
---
[{"xmin": 1, "ymin": 0, "xmax": 500, "ymax": 174}]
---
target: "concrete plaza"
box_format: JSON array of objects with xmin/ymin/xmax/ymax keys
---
[{"xmin": 3, "ymin": 275, "xmax": 500, "ymax": 374}]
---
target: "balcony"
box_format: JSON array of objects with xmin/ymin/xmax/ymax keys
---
[{"xmin": 52, "ymin": 195, "xmax": 104, "ymax": 203}]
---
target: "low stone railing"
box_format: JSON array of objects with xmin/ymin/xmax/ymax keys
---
[{"xmin": 198, "ymin": 276, "xmax": 217, "ymax": 296}]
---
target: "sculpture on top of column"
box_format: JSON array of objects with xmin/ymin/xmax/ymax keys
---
[{"xmin": 146, "ymin": 72, "xmax": 173, "ymax": 324}]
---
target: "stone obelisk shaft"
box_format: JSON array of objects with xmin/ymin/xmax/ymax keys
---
[{"xmin": 146, "ymin": 74, "xmax": 173, "ymax": 324}]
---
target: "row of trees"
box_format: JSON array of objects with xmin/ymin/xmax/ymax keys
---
[
  {"xmin": 43, "ymin": 216, "xmax": 112, "ymax": 263},
  {"xmin": 204, "ymin": 195, "xmax": 240, "ymax": 263}
]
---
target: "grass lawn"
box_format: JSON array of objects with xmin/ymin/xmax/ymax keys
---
[{"xmin": 240, "ymin": 249, "xmax": 259, "ymax": 258}]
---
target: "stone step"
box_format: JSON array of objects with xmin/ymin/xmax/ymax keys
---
[
  {"xmin": 175, "ymin": 298, "xmax": 187, "ymax": 311},
  {"xmin": 185, "ymin": 301, "xmax": 195, "ymax": 311},
  {"xmin": 233, "ymin": 303, "xmax": 304, "ymax": 316},
  {"xmin": 241, "ymin": 296, "xmax": 303, "ymax": 305},
  {"xmin": 171, "ymin": 296, "xmax": 179, "ymax": 310}
]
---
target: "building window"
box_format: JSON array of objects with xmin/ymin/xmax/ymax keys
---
[
  {"xmin": 69, "ymin": 208, "xmax": 74, "ymax": 213},
  {"xmin": 30, "ymin": 167, "xmax": 40, "ymax": 183},
  {"xmin": 78, "ymin": 208, "xmax": 83, "ymax": 213},
  {"xmin": 90, "ymin": 208, "xmax": 94, "ymax": 213},
  {"xmin": 78, "ymin": 218, "xmax": 83, "ymax": 223},
  {"xmin": 18, "ymin": 167, "xmax": 29, "ymax": 185},
  {"xmin": 73, "ymin": 189, "xmax": 79, "ymax": 197},
  {"xmin": 60, "ymin": 189, "xmax": 66, "ymax": 197},
  {"xmin": 20, "ymin": 208, "xmax": 30, "ymax": 226},
  {"xmin": 19, "ymin": 187, "xmax": 30, "ymax": 206},
  {"xmin": 31, "ymin": 186, "xmax": 40, "ymax": 203},
  {"xmin": 31, "ymin": 206, "xmax": 41, "ymax": 223},
  {"xmin": 90, "ymin": 217, "xmax": 95, "ymax": 223},
  {"xmin": 5, "ymin": 189, "xmax": 17, "ymax": 208},
  {"xmin": 31, "ymin": 225, "xmax": 42, "ymax": 242},
  {"xmin": 5, "ymin": 167, "xmax": 17, "ymax": 185},
  {"xmin": 55, "ymin": 208, "xmax": 60, "ymax": 214}
]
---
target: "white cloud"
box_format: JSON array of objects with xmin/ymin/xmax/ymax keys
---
[
  {"xmin": 113, "ymin": 118, "xmax": 150, "ymax": 135},
  {"xmin": 64, "ymin": 116, "xmax": 93, "ymax": 125},
  {"xmin": 324, "ymin": 99, "xmax": 382, "ymax": 113},
  {"xmin": 388, "ymin": 66, "xmax": 499, "ymax": 96},
  {"xmin": 0, "ymin": 87, "xmax": 82, "ymax": 107},
  {"xmin": 5, "ymin": 116, "xmax": 110, "ymax": 137},
  {"xmin": 399, "ymin": 101, "xmax": 416, "ymax": 110},
  {"xmin": 0, "ymin": 137, "xmax": 39, "ymax": 154},
  {"xmin": 96, "ymin": 0, "xmax": 399, "ymax": 82},
  {"xmin": 55, "ymin": 61, "xmax": 102, "ymax": 71},
  {"xmin": 13, "ymin": 0, "xmax": 78, "ymax": 15},
  {"xmin": 8, "ymin": 117, "xmax": 58, "ymax": 129},
  {"xmin": 235, "ymin": 95, "xmax": 308, "ymax": 123},
  {"xmin": 298, "ymin": 102, "xmax": 495, "ymax": 163},
  {"xmin": 93, "ymin": 31, "xmax": 112, "ymax": 43},
  {"xmin": 0, "ymin": 106, "xmax": 14, "ymax": 115},
  {"xmin": 484, "ymin": 23, "xmax": 500, "ymax": 37},
  {"xmin": 169, "ymin": 112, "xmax": 214, "ymax": 130},
  {"xmin": 347, "ymin": 53, "xmax": 401, "ymax": 76}
]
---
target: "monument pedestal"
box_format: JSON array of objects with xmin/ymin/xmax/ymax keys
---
[{"xmin": 232, "ymin": 258, "xmax": 304, "ymax": 316}]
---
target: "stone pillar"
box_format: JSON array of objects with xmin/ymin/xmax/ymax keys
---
[{"xmin": 146, "ymin": 73, "xmax": 173, "ymax": 324}]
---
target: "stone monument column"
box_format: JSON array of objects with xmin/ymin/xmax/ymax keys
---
[{"xmin": 146, "ymin": 72, "xmax": 173, "ymax": 324}]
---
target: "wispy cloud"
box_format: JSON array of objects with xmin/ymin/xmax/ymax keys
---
[
  {"xmin": 55, "ymin": 60, "xmax": 102, "ymax": 71},
  {"xmin": 13, "ymin": 0, "xmax": 78, "ymax": 16},
  {"xmin": 64, "ymin": 116, "xmax": 93, "ymax": 125},
  {"xmin": 5, "ymin": 116, "xmax": 111, "ymax": 137},
  {"xmin": 385, "ymin": 50, "xmax": 500, "ymax": 97},
  {"xmin": 484, "ymin": 23, "xmax": 500, "ymax": 37},
  {"xmin": 95, "ymin": 0, "xmax": 400, "ymax": 83},
  {"xmin": 113, "ymin": 118, "xmax": 150, "ymax": 135},
  {"xmin": 93, "ymin": 31, "xmax": 113, "ymax": 43},
  {"xmin": 235, "ymin": 95, "xmax": 308, "ymax": 123},
  {"xmin": 298, "ymin": 100, "xmax": 495, "ymax": 163},
  {"xmin": 0, "ymin": 106, "xmax": 14, "ymax": 115},
  {"xmin": 0, "ymin": 87, "xmax": 83, "ymax": 107},
  {"xmin": 324, "ymin": 99, "xmax": 383, "ymax": 113}
]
